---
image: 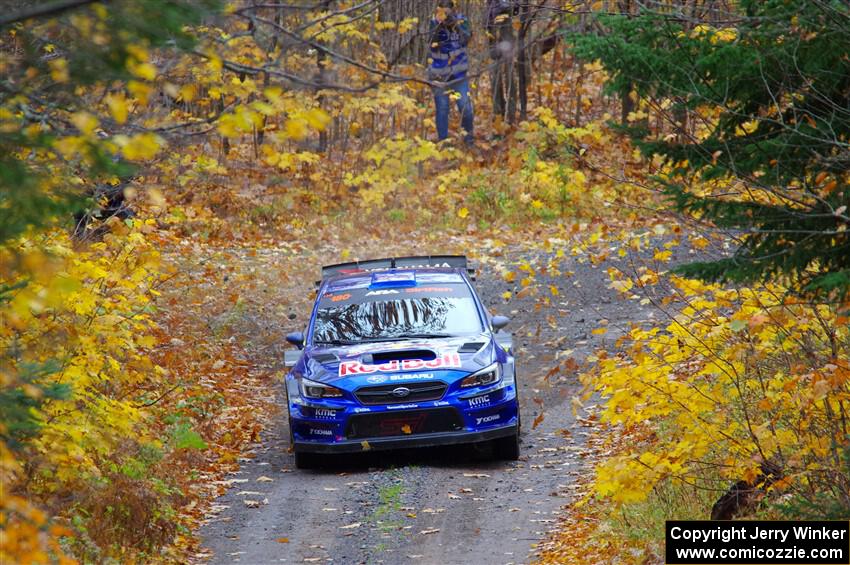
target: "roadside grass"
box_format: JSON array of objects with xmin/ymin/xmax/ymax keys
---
[{"xmin": 606, "ymin": 479, "xmax": 717, "ymax": 555}]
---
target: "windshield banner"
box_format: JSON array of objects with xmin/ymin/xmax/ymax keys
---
[{"xmin": 319, "ymin": 285, "xmax": 464, "ymax": 308}]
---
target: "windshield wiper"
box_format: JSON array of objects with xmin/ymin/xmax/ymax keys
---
[
  {"xmin": 314, "ymin": 337, "xmax": 401, "ymax": 346},
  {"xmin": 315, "ymin": 334, "xmax": 455, "ymax": 346},
  {"xmin": 313, "ymin": 338, "xmax": 359, "ymax": 346},
  {"xmin": 392, "ymin": 332, "xmax": 455, "ymax": 340}
]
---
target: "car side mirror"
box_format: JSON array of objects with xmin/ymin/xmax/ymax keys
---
[
  {"xmin": 286, "ymin": 331, "xmax": 305, "ymax": 350},
  {"xmin": 491, "ymin": 315, "xmax": 510, "ymax": 332}
]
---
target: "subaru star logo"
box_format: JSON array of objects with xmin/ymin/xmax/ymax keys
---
[
  {"xmin": 391, "ymin": 386, "xmax": 411, "ymax": 398},
  {"xmin": 366, "ymin": 375, "xmax": 387, "ymax": 384}
]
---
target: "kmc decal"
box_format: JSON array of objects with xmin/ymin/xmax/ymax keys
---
[{"xmin": 468, "ymin": 394, "xmax": 491, "ymax": 408}]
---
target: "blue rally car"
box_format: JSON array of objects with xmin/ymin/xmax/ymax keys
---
[{"xmin": 283, "ymin": 256, "xmax": 520, "ymax": 468}]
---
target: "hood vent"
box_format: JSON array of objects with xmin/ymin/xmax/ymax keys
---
[
  {"xmin": 458, "ymin": 342, "xmax": 486, "ymax": 353},
  {"xmin": 365, "ymin": 349, "xmax": 436, "ymax": 364},
  {"xmin": 312, "ymin": 352, "xmax": 339, "ymax": 364}
]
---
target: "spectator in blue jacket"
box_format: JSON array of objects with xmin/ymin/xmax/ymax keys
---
[{"xmin": 428, "ymin": 0, "xmax": 473, "ymax": 144}]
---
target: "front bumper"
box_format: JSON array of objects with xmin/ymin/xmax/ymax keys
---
[
  {"xmin": 294, "ymin": 423, "xmax": 517, "ymax": 454},
  {"xmin": 288, "ymin": 380, "xmax": 519, "ymax": 454}
]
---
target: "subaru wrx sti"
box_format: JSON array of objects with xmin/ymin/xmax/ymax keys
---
[{"xmin": 283, "ymin": 256, "xmax": 520, "ymax": 468}]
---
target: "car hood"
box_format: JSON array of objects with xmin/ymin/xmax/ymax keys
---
[{"xmin": 301, "ymin": 335, "xmax": 496, "ymax": 388}]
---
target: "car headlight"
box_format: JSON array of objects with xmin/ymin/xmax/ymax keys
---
[
  {"xmin": 300, "ymin": 377, "xmax": 344, "ymax": 399},
  {"xmin": 460, "ymin": 363, "xmax": 502, "ymax": 388}
]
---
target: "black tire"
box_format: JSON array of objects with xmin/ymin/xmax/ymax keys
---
[
  {"xmin": 284, "ymin": 386, "xmax": 295, "ymax": 447},
  {"xmin": 493, "ymin": 426, "xmax": 520, "ymax": 461},
  {"xmin": 294, "ymin": 450, "xmax": 319, "ymax": 470},
  {"xmin": 288, "ymin": 418, "xmax": 294, "ymax": 446}
]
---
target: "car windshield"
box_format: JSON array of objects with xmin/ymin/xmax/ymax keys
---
[{"xmin": 312, "ymin": 283, "xmax": 482, "ymax": 344}]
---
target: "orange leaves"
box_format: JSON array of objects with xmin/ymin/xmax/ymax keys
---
[
  {"xmin": 531, "ymin": 411, "xmax": 545, "ymax": 430},
  {"xmin": 690, "ymin": 235, "xmax": 710, "ymax": 249},
  {"xmin": 0, "ymin": 491, "xmax": 76, "ymax": 565}
]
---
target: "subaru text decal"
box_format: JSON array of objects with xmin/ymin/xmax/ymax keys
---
[{"xmin": 388, "ymin": 373, "xmax": 435, "ymax": 381}]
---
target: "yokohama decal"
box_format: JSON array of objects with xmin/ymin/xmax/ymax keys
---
[{"xmin": 339, "ymin": 354, "xmax": 461, "ymax": 376}]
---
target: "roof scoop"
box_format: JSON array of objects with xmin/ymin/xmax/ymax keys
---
[{"xmin": 369, "ymin": 271, "xmax": 416, "ymax": 288}]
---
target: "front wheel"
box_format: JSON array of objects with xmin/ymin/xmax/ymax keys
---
[
  {"xmin": 294, "ymin": 450, "xmax": 319, "ymax": 470},
  {"xmin": 493, "ymin": 426, "xmax": 520, "ymax": 461}
]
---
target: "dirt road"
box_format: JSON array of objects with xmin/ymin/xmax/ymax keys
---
[{"xmin": 196, "ymin": 241, "xmax": 659, "ymax": 565}]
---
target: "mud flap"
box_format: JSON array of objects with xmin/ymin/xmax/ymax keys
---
[
  {"xmin": 284, "ymin": 350, "xmax": 301, "ymax": 368},
  {"xmin": 494, "ymin": 332, "xmax": 513, "ymax": 354}
]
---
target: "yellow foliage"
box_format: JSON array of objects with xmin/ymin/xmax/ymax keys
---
[
  {"xmin": 345, "ymin": 136, "xmax": 450, "ymax": 208},
  {"xmin": 117, "ymin": 132, "xmax": 164, "ymax": 161},
  {"xmin": 397, "ymin": 17, "xmax": 419, "ymax": 35},
  {"xmin": 2, "ymin": 224, "xmax": 163, "ymax": 486},
  {"xmin": 586, "ymin": 275, "xmax": 850, "ymax": 504},
  {"xmin": 690, "ymin": 24, "xmax": 738, "ymax": 43},
  {"xmin": 70, "ymin": 112, "xmax": 99, "ymax": 136},
  {"xmin": 48, "ymin": 58, "xmax": 69, "ymax": 83},
  {"xmin": 104, "ymin": 92, "xmax": 129, "ymax": 124},
  {"xmin": 0, "ymin": 221, "xmax": 168, "ymax": 561}
]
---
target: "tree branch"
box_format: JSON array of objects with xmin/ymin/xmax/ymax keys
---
[{"xmin": 0, "ymin": 0, "xmax": 98, "ymax": 26}]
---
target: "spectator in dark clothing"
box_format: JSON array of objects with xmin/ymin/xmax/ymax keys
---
[{"xmin": 428, "ymin": 0, "xmax": 473, "ymax": 144}]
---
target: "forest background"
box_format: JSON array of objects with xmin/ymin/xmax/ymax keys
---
[{"xmin": 1, "ymin": 0, "xmax": 848, "ymax": 563}]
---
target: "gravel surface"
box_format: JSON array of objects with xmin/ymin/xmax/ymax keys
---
[{"xmin": 196, "ymin": 239, "xmax": 678, "ymax": 565}]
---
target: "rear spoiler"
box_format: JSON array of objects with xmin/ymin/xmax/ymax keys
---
[{"xmin": 319, "ymin": 255, "xmax": 476, "ymax": 284}]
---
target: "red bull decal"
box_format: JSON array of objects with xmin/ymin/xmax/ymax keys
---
[{"xmin": 339, "ymin": 354, "xmax": 461, "ymax": 376}]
